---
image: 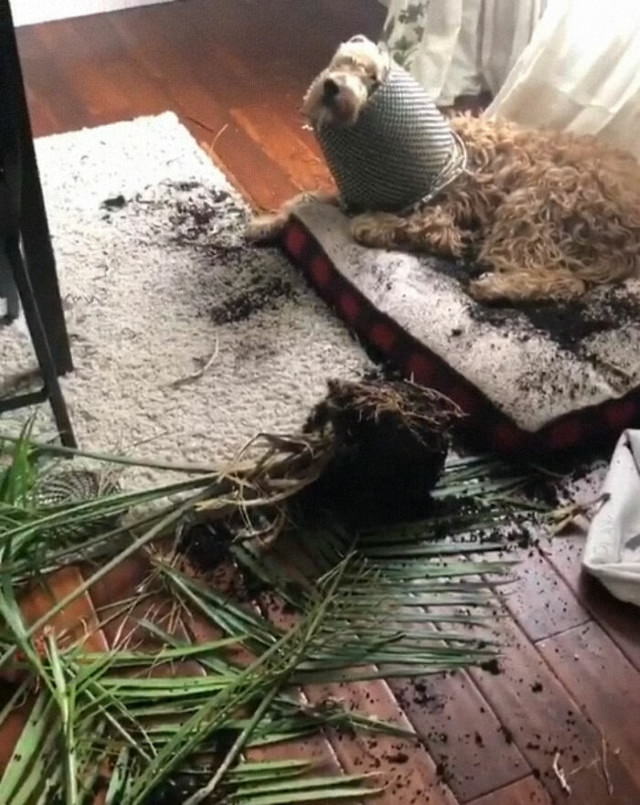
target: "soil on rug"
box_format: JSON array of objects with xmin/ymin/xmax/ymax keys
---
[{"xmin": 427, "ymin": 256, "xmax": 640, "ymax": 354}]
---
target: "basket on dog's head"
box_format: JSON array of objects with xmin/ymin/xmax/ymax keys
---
[{"xmin": 304, "ymin": 36, "xmax": 466, "ymax": 214}]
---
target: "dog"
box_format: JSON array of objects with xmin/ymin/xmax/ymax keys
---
[{"xmin": 247, "ymin": 35, "xmax": 640, "ymax": 304}]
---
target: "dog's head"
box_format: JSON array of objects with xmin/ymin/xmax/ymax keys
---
[{"xmin": 302, "ymin": 35, "xmax": 391, "ymax": 129}]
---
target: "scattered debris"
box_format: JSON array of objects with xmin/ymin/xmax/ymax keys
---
[
  {"xmin": 210, "ymin": 274, "xmax": 297, "ymax": 325},
  {"xmin": 601, "ymin": 736, "xmax": 614, "ymax": 796},
  {"xmin": 101, "ymin": 194, "xmax": 127, "ymax": 211},
  {"xmin": 552, "ymin": 751, "xmax": 572, "ymax": 796},
  {"xmin": 384, "ymin": 751, "xmax": 409, "ymax": 764},
  {"xmin": 169, "ymin": 340, "xmax": 220, "ymax": 388},
  {"xmin": 480, "ymin": 658, "xmax": 501, "ymax": 676},
  {"xmin": 550, "ymin": 493, "xmax": 610, "ymax": 535},
  {"xmin": 500, "ymin": 725, "xmax": 514, "ymax": 745},
  {"xmin": 464, "ymin": 282, "xmax": 640, "ymax": 356}
]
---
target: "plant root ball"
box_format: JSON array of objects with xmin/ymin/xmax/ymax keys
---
[{"xmin": 303, "ymin": 378, "xmax": 463, "ymax": 525}]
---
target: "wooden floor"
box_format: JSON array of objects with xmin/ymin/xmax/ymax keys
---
[
  {"xmin": 17, "ymin": 0, "xmax": 365, "ymax": 211},
  {"xmin": 11, "ymin": 1, "xmax": 640, "ymax": 803}
]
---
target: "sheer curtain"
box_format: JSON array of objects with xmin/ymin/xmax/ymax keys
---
[
  {"xmin": 381, "ymin": 0, "xmax": 640, "ymax": 158},
  {"xmin": 485, "ymin": 0, "xmax": 640, "ymax": 159},
  {"xmin": 381, "ymin": 0, "xmax": 546, "ymax": 106}
]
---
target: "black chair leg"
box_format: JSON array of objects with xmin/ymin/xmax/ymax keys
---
[
  {"xmin": 1, "ymin": 3, "xmax": 73, "ymax": 376},
  {"xmin": 0, "ymin": 250, "xmax": 19, "ymax": 320},
  {"xmin": 6, "ymin": 235, "xmax": 76, "ymax": 447},
  {"xmin": 0, "ymin": 0, "xmax": 75, "ymax": 445},
  {"xmin": 18, "ymin": 113, "xmax": 73, "ymax": 376}
]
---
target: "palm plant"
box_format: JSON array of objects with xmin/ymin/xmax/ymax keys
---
[{"xmin": 0, "ymin": 422, "xmax": 551, "ymax": 803}]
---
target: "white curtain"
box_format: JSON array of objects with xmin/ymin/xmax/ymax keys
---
[
  {"xmin": 486, "ymin": 0, "xmax": 640, "ymax": 160},
  {"xmin": 382, "ymin": 0, "xmax": 640, "ymax": 158},
  {"xmin": 382, "ymin": 0, "xmax": 546, "ymax": 106}
]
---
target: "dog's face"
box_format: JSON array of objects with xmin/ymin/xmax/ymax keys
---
[{"xmin": 302, "ymin": 35, "xmax": 391, "ymax": 128}]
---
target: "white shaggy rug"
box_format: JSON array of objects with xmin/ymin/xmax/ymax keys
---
[{"xmin": 0, "ymin": 113, "xmax": 370, "ymax": 484}]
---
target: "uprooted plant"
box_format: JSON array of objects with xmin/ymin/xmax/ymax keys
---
[{"xmin": 0, "ymin": 381, "xmax": 554, "ymax": 803}]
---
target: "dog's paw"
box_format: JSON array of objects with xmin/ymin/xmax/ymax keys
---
[
  {"xmin": 245, "ymin": 213, "xmax": 287, "ymax": 244},
  {"xmin": 350, "ymin": 213, "xmax": 399, "ymax": 249},
  {"xmin": 470, "ymin": 270, "xmax": 587, "ymax": 304},
  {"xmin": 468, "ymin": 274, "xmax": 504, "ymax": 303}
]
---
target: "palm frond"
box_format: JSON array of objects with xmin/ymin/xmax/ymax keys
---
[{"xmin": 0, "ymin": 426, "xmax": 554, "ymax": 804}]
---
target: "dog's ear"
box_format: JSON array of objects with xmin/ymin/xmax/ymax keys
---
[
  {"xmin": 348, "ymin": 34, "xmax": 371, "ymax": 45},
  {"xmin": 301, "ymin": 73, "xmax": 326, "ymax": 126},
  {"xmin": 375, "ymin": 41, "xmax": 392, "ymax": 78}
]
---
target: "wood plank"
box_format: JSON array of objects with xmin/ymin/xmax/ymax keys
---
[
  {"xmin": 19, "ymin": 26, "xmax": 97, "ymax": 134},
  {"xmin": 266, "ymin": 541, "xmax": 460, "ymax": 805},
  {"xmin": 538, "ymin": 621, "xmax": 640, "ymax": 790},
  {"xmin": 19, "ymin": 566, "xmax": 109, "ymax": 654},
  {"xmin": 545, "ymin": 533, "xmax": 640, "ymax": 671},
  {"xmin": 469, "ymin": 617, "xmax": 640, "ymax": 803},
  {"xmin": 231, "ymin": 105, "xmax": 334, "ymax": 193},
  {"xmin": 108, "ymin": 10, "xmax": 300, "ymax": 207},
  {"xmin": 83, "ymin": 553, "xmax": 150, "ymax": 646},
  {"xmin": 0, "ymin": 567, "xmax": 109, "ymax": 773},
  {"xmin": 468, "ymin": 775, "xmax": 551, "ymax": 805},
  {"xmin": 268, "ymin": 597, "xmax": 460, "ymax": 805},
  {"xmin": 384, "ymin": 544, "xmax": 581, "ymax": 800},
  {"xmin": 498, "ymin": 547, "xmax": 589, "ymax": 643},
  {"xmin": 390, "ymin": 671, "xmax": 529, "ymax": 802},
  {"xmin": 23, "ymin": 84, "xmax": 59, "ymax": 137}
]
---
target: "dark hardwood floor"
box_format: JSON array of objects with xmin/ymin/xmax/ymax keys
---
[
  {"xmin": 17, "ymin": 0, "xmax": 382, "ymax": 210},
  {"xmin": 8, "ymin": 2, "xmax": 640, "ymax": 803}
]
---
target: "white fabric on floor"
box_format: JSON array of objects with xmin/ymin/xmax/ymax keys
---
[{"xmin": 584, "ymin": 430, "xmax": 640, "ymax": 607}]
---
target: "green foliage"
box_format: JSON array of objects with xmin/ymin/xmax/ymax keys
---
[{"xmin": 0, "ymin": 428, "xmax": 550, "ymax": 803}]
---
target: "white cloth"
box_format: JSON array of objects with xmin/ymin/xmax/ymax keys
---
[
  {"xmin": 486, "ymin": 0, "xmax": 640, "ymax": 159},
  {"xmin": 584, "ymin": 431, "xmax": 640, "ymax": 607}
]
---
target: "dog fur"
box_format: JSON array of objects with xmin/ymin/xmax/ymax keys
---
[{"xmin": 247, "ymin": 36, "xmax": 640, "ymax": 304}]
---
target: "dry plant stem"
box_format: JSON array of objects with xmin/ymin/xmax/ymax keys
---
[
  {"xmin": 601, "ymin": 735, "xmax": 614, "ymax": 796},
  {"xmin": 552, "ymin": 751, "xmax": 572, "ymax": 795},
  {"xmin": 568, "ymin": 736, "xmax": 615, "ymax": 796},
  {"xmin": 196, "ymin": 434, "xmax": 333, "ymax": 514},
  {"xmin": 550, "ymin": 493, "xmax": 610, "ymax": 535},
  {"xmin": 169, "ymin": 340, "xmax": 220, "ymax": 389},
  {"xmin": 199, "ymin": 122, "xmax": 229, "ymax": 158}
]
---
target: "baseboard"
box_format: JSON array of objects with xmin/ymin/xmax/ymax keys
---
[{"xmin": 10, "ymin": 0, "xmax": 174, "ymax": 27}]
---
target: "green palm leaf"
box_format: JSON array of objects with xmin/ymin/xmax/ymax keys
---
[{"xmin": 0, "ymin": 426, "xmax": 553, "ymax": 804}]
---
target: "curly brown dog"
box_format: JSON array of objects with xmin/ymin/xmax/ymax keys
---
[{"xmin": 248, "ymin": 36, "xmax": 640, "ymax": 304}]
